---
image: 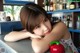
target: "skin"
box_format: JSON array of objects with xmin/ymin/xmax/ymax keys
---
[
  {"xmin": 31, "ymin": 19, "xmax": 70, "ymax": 53},
  {"xmin": 4, "ymin": 19, "xmax": 71, "ymax": 53}
]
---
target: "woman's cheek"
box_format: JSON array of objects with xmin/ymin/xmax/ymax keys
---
[
  {"xmin": 34, "ymin": 30, "xmax": 43, "ymax": 35},
  {"xmin": 35, "ymin": 32, "xmax": 42, "ymax": 35}
]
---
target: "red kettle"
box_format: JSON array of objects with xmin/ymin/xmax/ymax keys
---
[{"xmin": 50, "ymin": 41, "xmax": 65, "ymax": 53}]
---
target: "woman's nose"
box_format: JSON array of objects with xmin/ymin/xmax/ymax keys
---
[{"xmin": 42, "ymin": 25, "xmax": 48, "ymax": 31}]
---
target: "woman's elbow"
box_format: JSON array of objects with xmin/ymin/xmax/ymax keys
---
[
  {"xmin": 33, "ymin": 47, "xmax": 45, "ymax": 53},
  {"xmin": 32, "ymin": 41, "xmax": 49, "ymax": 53},
  {"xmin": 4, "ymin": 35, "xmax": 16, "ymax": 42}
]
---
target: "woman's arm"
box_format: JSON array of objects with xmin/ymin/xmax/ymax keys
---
[
  {"xmin": 4, "ymin": 31, "xmax": 30, "ymax": 42},
  {"xmin": 31, "ymin": 22, "xmax": 70, "ymax": 53},
  {"xmin": 43, "ymin": 22, "xmax": 68, "ymax": 43},
  {"xmin": 4, "ymin": 29, "xmax": 41, "ymax": 42}
]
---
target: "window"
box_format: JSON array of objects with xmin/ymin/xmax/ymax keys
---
[
  {"xmin": 4, "ymin": 5, "xmax": 22, "ymax": 21},
  {"xmin": 3, "ymin": 0, "xmax": 37, "ymax": 21}
]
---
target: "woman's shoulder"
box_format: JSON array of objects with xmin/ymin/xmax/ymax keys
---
[
  {"xmin": 52, "ymin": 21, "xmax": 71, "ymax": 40},
  {"xmin": 43, "ymin": 21, "xmax": 68, "ymax": 42},
  {"xmin": 51, "ymin": 21, "xmax": 68, "ymax": 37},
  {"xmin": 52, "ymin": 21, "xmax": 67, "ymax": 30}
]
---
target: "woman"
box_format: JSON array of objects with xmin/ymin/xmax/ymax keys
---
[{"xmin": 4, "ymin": 3, "xmax": 78, "ymax": 53}]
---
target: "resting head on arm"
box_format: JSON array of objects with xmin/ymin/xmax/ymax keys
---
[
  {"xmin": 4, "ymin": 29, "xmax": 41, "ymax": 42},
  {"xmin": 5, "ymin": 3, "xmax": 71, "ymax": 53},
  {"xmin": 19, "ymin": 3, "xmax": 72, "ymax": 53},
  {"xmin": 4, "ymin": 3, "xmax": 44, "ymax": 42},
  {"xmin": 19, "ymin": 3, "xmax": 68, "ymax": 40},
  {"xmin": 19, "ymin": 3, "xmax": 51, "ymax": 38},
  {"xmin": 4, "ymin": 3, "xmax": 48, "ymax": 42}
]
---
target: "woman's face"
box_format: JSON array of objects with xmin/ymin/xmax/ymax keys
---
[{"xmin": 33, "ymin": 19, "xmax": 52, "ymax": 36}]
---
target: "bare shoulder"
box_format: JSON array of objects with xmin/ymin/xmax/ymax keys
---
[
  {"xmin": 52, "ymin": 21, "xmax": 68, "ymax": 34},
  {"xmin": 43, "ymin": 21, "xmax": 69, "ymax": 42},
  {"xmin": 53, "ymin": 21, "xmax": 67, "ymax": 30}
]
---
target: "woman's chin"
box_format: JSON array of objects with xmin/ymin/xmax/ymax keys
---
[{"xmin": 44, "ymin": 31, "xmax": 51, "ymax": 35}]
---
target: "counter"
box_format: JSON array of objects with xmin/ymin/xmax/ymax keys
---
[
  {"xmin": 0, "ymin": 21, "xmax": 49, "ymax": 53},
  {"xmin": 0, "ymin": 34, "xmax": 49, "ymax": 53}
]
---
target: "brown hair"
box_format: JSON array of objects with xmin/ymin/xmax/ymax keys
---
[{"xmin": 20, "ymin": 3, "xmax": 50, "ymax": 33}]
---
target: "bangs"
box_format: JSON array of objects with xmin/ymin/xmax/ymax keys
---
[
  {"xmin": 33, "ymin": 15, "xmax": 45, "ymax": 27},
  {"xmin": 26, "ymin": 14, "xmax": 46, "ymax": 33},
  {"xmin": 20, "ymin": 3, "xmax": 50, "ymax": 33}
]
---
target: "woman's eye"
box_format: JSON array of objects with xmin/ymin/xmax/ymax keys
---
[
  {"xmin": 44, "ymin": 18, "xmax": 48, "ymax": 22},
  {"xmin": 37, "ymin": 25, "xmax": 40, "ymax": 28},
  {"xmin": 35, "ymin": 25, "xmax": 40, "ymax": 28}
]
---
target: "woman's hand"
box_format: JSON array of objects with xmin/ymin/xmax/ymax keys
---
[
  {"xmin": 27, "ymin": 32, "xmax": 41, "ymax": 39},
  {"xmin": 30, "ymin": 34, "xmax": 41, "ymax": 39}
]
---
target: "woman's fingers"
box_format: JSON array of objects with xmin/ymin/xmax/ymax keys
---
[
  {"xmin": 31, "ymin": 35, "xmax": 41, "ymax": 38},
  {"xmin": 27, "ymin": 32, "xmax": 41, "ymax": 38}
]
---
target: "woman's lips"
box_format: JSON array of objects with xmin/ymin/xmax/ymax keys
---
[{"xmin": 44, "ymin": 30, "xmax": 51, "ymax": 35}]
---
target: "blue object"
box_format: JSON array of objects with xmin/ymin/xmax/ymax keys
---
[
  {"xmin": 69, "ymin": 28, "xmax": 80, "ymax": 33},
  {"xmin": 47, "ymin": 9, "xmax": 80, "ymax": 14},
  {"xmin": 4, "ymin": 0, "xmax": 34, "ymax": 5}
]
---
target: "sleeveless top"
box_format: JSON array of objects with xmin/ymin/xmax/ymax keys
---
[
  {"xmin": 60, "ymin": 36, "xmax": 79, "ymax": 53},
  {"xmin": 51, "ymin": 17, "xmax": 79, "ymax": 53}
]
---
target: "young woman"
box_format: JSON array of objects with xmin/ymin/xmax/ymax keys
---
[{"xmin": 4, "ymin": 3, "xmax": 79, "ymax": 53}]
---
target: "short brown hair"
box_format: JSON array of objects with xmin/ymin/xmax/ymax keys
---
[{"xmin": 20, "ymin": 3, "xmax": 50, "ymax": 33}]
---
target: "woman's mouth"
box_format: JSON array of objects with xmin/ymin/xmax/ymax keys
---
[{"xmin": 44, "ymin": 30, "xmax": 51, "ymax": 35}]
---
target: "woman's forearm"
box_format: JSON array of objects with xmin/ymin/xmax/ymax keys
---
[
  {"xmin": 31, "ymin": 38, "xmax": 49, "ymax": 53},
  {"xmin": 4, "ymin": 31, "xmax": 30, "ymax": 42}
]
